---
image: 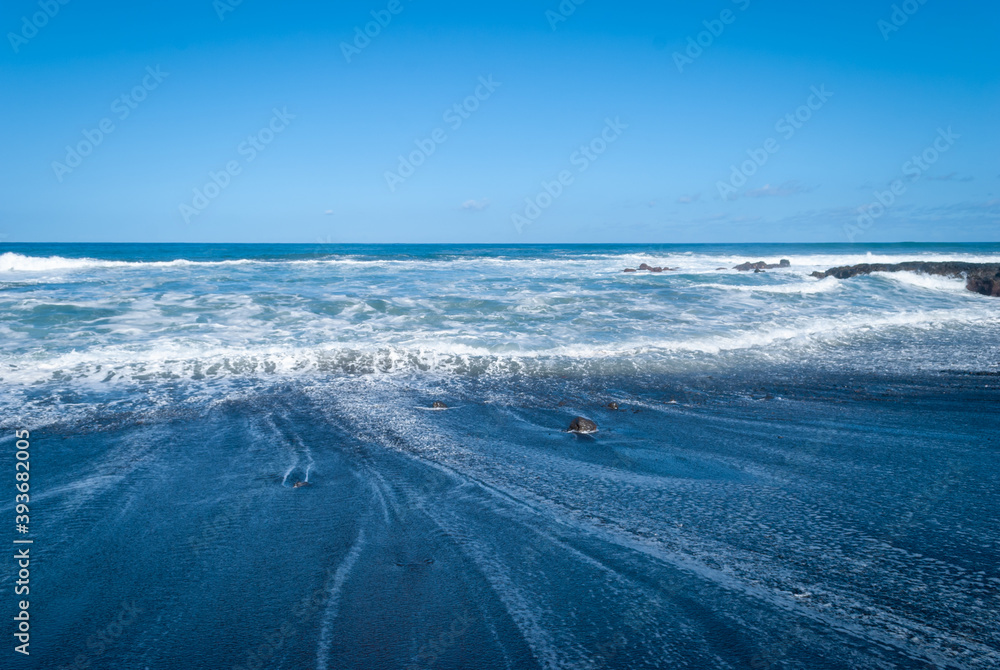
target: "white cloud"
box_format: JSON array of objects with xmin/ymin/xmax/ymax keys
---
[
  {"xmin": 743, "ymin": 181, "xmax": 813, "ymax": 198},
  {"xmin": 460, "ymin": 198, "xmax": 490, "ymax": 211}
]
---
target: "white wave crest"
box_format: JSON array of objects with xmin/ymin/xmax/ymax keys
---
[
  {"xmin": 0, "ymin": 253, "xmax": 121, "ymax": 273},
  {"xmin": 871, "ymin": 271, "xmax": 969, "ymax": 293},
  {"xmin": 1, "ymin": 308, "xmax": 995, "ymax": 386},
  {"xmin": 700, "ymin": 277, "xmax": 841, "ymax": 295},
  {"xmin": 0, "ymin": 252, "xmax": 255, "ymax": 273}
]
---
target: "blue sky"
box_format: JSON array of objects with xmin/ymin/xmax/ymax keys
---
[{"xmin": 0, "ymin": 0, "xmax": 997, "ymax": 243}]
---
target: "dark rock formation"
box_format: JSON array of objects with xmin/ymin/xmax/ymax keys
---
[
  {"xmin": 625, "ymin": 264, "xmax": 678, "ymax": 273},
  {"xmin": 432, "ymin": 401, "xmax": 448, "ymax": 409},
  {"xmin": 968, "ymin": 273, "xmax": 1000, "ymax": 297},
  {"xmin": 293, "ymin": 481, "xmax": 310, "ymax": 488},
  {"xmin": 809, "ymin": 262, "xmax": 1000, "ymax": 297},
  {"xmin": 567, "ymin": 416, "xmax": 598, "ymax": 434},
  {"xmin": 734, "ymin": 259, "xmax": 791, "ymax": 271},
  {"xmin": 606, "ymin": 402, "xmax": 619, "ymax": 410}
]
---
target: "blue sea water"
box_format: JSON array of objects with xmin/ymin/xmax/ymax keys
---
[{"xmin": 0, "ymin": 243, "xmax": 998, "ymax": 669}]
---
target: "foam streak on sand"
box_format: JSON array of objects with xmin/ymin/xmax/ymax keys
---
[{"xmin": 316, "ymin": 530, "xmax": 366, "ymax": 670}]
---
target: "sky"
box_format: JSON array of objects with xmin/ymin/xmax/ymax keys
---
[{"xmin": 0, "ymin": 0, "xmax": 997, "ymax": 244}]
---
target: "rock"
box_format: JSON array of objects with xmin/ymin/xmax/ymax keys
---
[
  {"xmin": 716, "ymin": 267, "xmax": 728, "ymax": 271},
  {"xmin": 293, "ymin": 481, "xmax": 310, "ymax": 488},
  {"xmin": 754, "ymin": 268, "xmax": 765, "ymax": 273},
  {"xmin": 810, "ymin": 262, "xmax": 1000, "ymax": 298},
  {"xmin": 606, "ymin": 402, "xmax": 619, "ymax": 410},
  {"xmin": 967, "ymin": 272, "xmax": 1000, "ymax": 297},
  {"xmin": 734, "ymin": 260, "xmax": 790, "ymax": 271},
  {"xmin": 567, "ymin": 416, "xmax": 598, "ymax": 434},
  {"xmin": 432, "ymin": 401, "xmax": 448, "ymax": 409},
  {"xmin": 625, "ymin": 264, "xmax": 678, "ymax": 273}
]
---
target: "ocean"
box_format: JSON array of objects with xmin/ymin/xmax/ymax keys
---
[{"xmin": 1, "ymin": 243, "xmax": 998, "ymax": 669}]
